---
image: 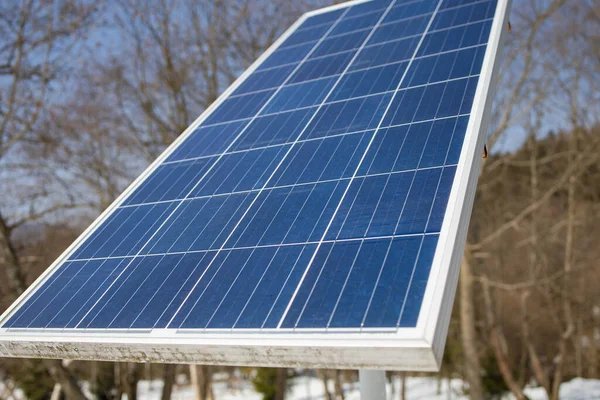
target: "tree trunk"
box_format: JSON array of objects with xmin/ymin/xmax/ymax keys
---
[
  {"xmin": 459, "ymin": 252, "xmax": 484, "ymax": 400},
  {"xmin": 400, "ymin": 372, "xmax": 407, "ymax": 400},
  {"xmin": 592, "ymin": 306, "xmax": 600, "ymax": 379},
  {"xmin": 190, "ymin": 365, "xmax": 213, "ymax": 400},
  {"xmin": 482, "ymin": 281, "xmax": 527, "ymax": 400},
  {"xmin": 114, "ymin": 363, "xmax": 123, "ymax": 400},
  {"xmin": 43, "ymin": 359, "xmax": 87, "ymax": 400},
  {"xmin": 333, "ymin": 370, "xmax": 344, "ymax": 400},
  {"xmin": 50, "ymin": 384, "xmax": 62, "ymax": 400},
  {"xmin": 123, "ymin": 363, "xmax": 141, "ymax": 400},
  {"xmin": 89, "ymin": 362, "xmax": 98, "ymax": 399},
  {"xmin": 522, "ymin": 292, "xmax": 551, "ymax": 396},
  {"xmin": 161, "ymin": 364, "xmax": 176, "ymax": 400},
  {"xmin": 274, "ymin": 368, "xmax": 287, "ymax": 400},
  {"xmin": 0, "ymin": 212, "xmax": 26, "ymax": 295},
  {"xmin": 550, "ymin": 123, "xmax": 578, "ymax": 400},
  {"xmin": 551, "ymin": 339, "xmax": 568, "ymax": 400},
  {"xmin": 575, "ymin": 318, "xmax": 583, "ymax": 378},
  {"xmin": 319, "ymin": 370, "xmax": 333, "ymax": 400},
  {"xmin": 522, "ymin": 131, "xmax": 552, "ymax": 398}
]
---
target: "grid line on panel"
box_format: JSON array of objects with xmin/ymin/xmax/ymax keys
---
[
  {"xmin": 125, "ymin": 253, "xmax": 186, "ymax": 328},
  {"xmin": 3, "ymin": 0, "xmax": 501, "ymax": 333},
  {"xmin": 359, "ymin": 77, "xmax": 470, "ymax": 329},
  {"xmin": 245, "ymin": 245, "xmax": 317, "ymax": 330},
  {"xmin": 104, "ymin": 255, "xmax": 171, "ymax": 328},
  {"xmin": 296, "ymin": 18, "xmax": 371, "ymax": 40},
  {"xmin": 352, "ymin": 37, "xmax": 473, "ymax": 242},
  {"xmin": 159, "ymin": 9, "xmax": 370, "ymax": 330},
  {"xmin": 168, "ymin": 0, "xmax": 422, "ymax": 331},
  {"xmin": 328, "ymin": 4, "xmax": 487, "ymax": 330},
  {"xmin": 229, "ymin": 74, "xmax": 335, "ymax": 99},
  {"xmin": 393, "ymin": 186, "xmax": 440, "ymax": 327},
  {"xmin": 40, "ymin": 258, "xmax": 119, "ymax": 330},
  {"xmin": 355, "ymin": 6, "xmax": 489, "ymax": 329},
  {"xmin": 160, "ymin": 126, "xmax": 368, "ymax": 167},
  {"xmin": 362, "ymin": 15, "xmax": 492, "ymax": 47},
  {"xmin": 12, "ymin": 201, "xmax": 171, "ymax": 329},
  {"xmin": 60, "ymin": 232, "xmax": 443, "ymax": 266},
  {"xmin": 7, "ymin": 259, "xmax": 76, "ymax": 329},
  {"xmin": 239, "ymin": 6, "xmax": 431, "ymax": 72},
  {"xmin": 116, "ymin": 113, "xmax": 466, "ymax": 206},
  {"xmin": 141, "ymin": 194, "xmax": 231, "ymax": 258},
  {"xmin": 58, "ymin": 259, "xmax": 133, "ymax": 330},
  {"xmin": 159, "ymin": 196, "xmax": 240, "ymax": 256},
  {"xmin": 230, "ymin": 247, "xmax": 282, "ymax": 330},
  {"xmin": 187, "ymin": 250, "xmax": 251, "ymax": 330},
  {"xmin": 324, "ymin": 238, "xmax": 365, "ymax": 328},
  {"xmin": 230, "ymin": 17, "xmax": 492, "ymax": 98},
  {"xmin": 320, "ymin": 91, "xmax": 463, "ymax": 244},
  {"xmin": 278, "ymin": 0, "xmax": 445, "ymax": 330},
  {"xmin": 152, "ymin": 74, "xmax": 480, "ymax": 170},
  {"xmin": 290, "ymin": 236, "xmax": 340, "ymax": 329},
  {"xmin": 223, "ymin": 179, "xmax": 340, "ymax": 259},
  {"xmin": 175, "ymin": 39, "xmax": 488, "ymax": 136},
  {"xmin": 130, "ymin": 251, "xmax": 218, "ymax": 331},
  {"xmin": 391, "ymin": 173, "xmax": 452, "ymax": 328},
  {"xmin": 22, "ymin": 256, "xmax": 90, "ymax": 329},
  {"xmin": 286, "ymin": 0, "xmax": 427, "ymax": 44},
  {"xmin": 357, "ymin": 236, "xmax": 413, "ymax": 328},
  {"xmin": 82, "ymin": 163, "xmax": 458, "ymax": 245},
  {"xmin": 294, "ymin": 0, "xmax": 428, "ymax": 35},
  {"xmin": 226, "ymin": 69, "xmax": 481, "ymax": 114},
  {"xmin": 257, "ymin": 0, "xmax": 491, "ymax": 74},
  {"xmin": 72, "ymin": 208, "xmax": 141, "ymax": 261},
  {"xmin": 202, "ymin": 246, "xmax": 283, "ymax": 329},
  {"xmin": 388, "ymin": 34, "xmax": 490, "ymax": 325},
  {"xmin": 60, "ymin": 8, "xmax": 353, "ymax": 331}
]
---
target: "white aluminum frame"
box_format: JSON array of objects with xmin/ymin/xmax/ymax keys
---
[{"xmin": 0, "ymin": 0, "xmax": 511, "ymax": 371}]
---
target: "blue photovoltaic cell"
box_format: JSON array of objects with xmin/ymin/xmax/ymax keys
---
[
  {"xmin": 281, "ymin": 24, "xmax": 333, "ymax": 49},
  {"xmin": 289, "ymin": 51, "xmax": 356, "ymax": 83},
  {"xmin": 329, "ymin": 10, "xmax": 385, "ymax": 36},
  {"xmin": 258, "ymin": 42, "xmax": 315, "ymax": 71},
  {"xmin": 166, "ymin": 121, "xmax": 248, "ymax": 162},
  {"xmin": 262, "ymin": 77, "xmax": 337, "ymax": 113},
  {"xmin": 4, "ymin": 0, "xmax": 499, "ymax": 332},
  {"xmin": 231, "ymin": 108, "xmax": 316, "ymax": 150},
  {"xmin": 233, "ymin": 64, "xmax": 297, "ymax": 95}
]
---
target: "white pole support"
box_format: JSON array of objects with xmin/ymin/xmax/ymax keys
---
[{"xmin": 359, "ymin": 369, "xmax": 387, "ymax": 400}]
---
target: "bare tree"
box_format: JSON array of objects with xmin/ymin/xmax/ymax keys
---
[
  {"xmin": 0, "ymin": 1, "xmax": 99, "ymax": 399},
  {"xmin": 457, "ymin": 0, "xmax": 600, "ymax": 398},
  {"xmin": 90, "ymin": 0, "xmax": 320, "ymax": 160},
  {"xmin": 190, "ymin": 365, "xmax": 214, "ymax": 400}
]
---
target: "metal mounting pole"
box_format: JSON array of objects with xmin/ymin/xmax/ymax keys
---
[{"xmin": 359, "ymin": 369, "xmax": 387, "ymax": 400}]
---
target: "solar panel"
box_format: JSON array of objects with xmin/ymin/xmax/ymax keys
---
[{"xmin": 0, "ymin": 0, "xmax": 511, "ymax": 370}]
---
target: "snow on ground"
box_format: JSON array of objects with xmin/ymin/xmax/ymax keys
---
[
  {"xmin": 522, "ymin": 378, "xmax": 600, "ymax": 400},
  {"xmin": 0, "ymin": 371, "xmax": 597, "ymax": 399},
  {"xmin": 0, "ymin": 382, "xmax": 25, "ymax": 400},
  {"xmin": 3, "ymin": 376, "xmax": 600, "ymax": 400},
  {"xmin": 136, "ymin": 376, "xmax": 600, "ymax": 400}
]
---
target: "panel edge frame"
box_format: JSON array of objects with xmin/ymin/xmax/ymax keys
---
[
  {"xmin": 416, "ymin": 0, "xmax": 513, "ymax": 369},
  {"xmin": 0, "ymin": 0, "xmax": 513, "ymax": 373}
]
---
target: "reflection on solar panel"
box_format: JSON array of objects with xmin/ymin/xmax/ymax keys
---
[{"xmin": 0, "ymin": 0, "xmax": 511, "ymax": 370}]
